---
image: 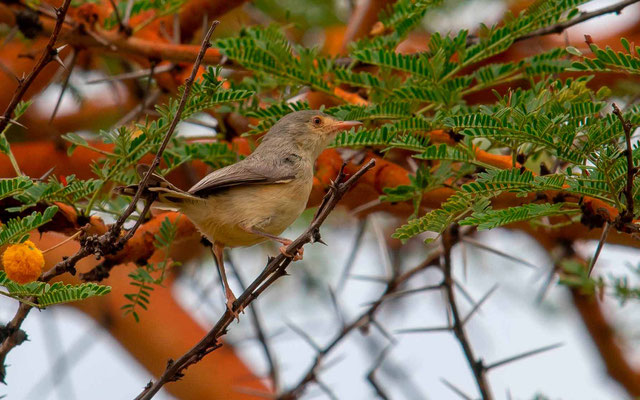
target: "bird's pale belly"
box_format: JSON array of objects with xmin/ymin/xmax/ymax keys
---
[{"xmin": 181, "ymin": 180, "xmax": 311, "ymax": 247}]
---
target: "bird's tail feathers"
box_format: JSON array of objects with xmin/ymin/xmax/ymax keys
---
[{"xmin": 115, "ymin": 165, "xmax": 199, "ymax": 205}]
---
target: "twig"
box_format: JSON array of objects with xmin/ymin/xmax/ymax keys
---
[
  {"xmin": 123, "ymin": 0, "xmax": 135, "ymax": 28},
  {"xmin": 366, "ymin": 346, "xmax": 391, "ymax": 400},
  {"xmin": 0, "ymin": 0, "xmax": 72, "ymax": 135},
  {"xmin": 440, "ymin": 378, "xmax": 473, "ymax": 400},
  {"xmin": 462, "ymin": 237, "xmax": 538, "ymax": 269},
  {"xmin": 0, "ymin": 0, "xmax": 75, "ymax": 382},
  {"xmin": 461, "ymin": 284, "xmax": 499, "ymax": 325},
  {"xmin": 0, "ymin": 19, "xmax": 220, "ymax": 382},
  {"xmin": 279, "ymin": 250, "xmax": 441, "ymax": 400},
  {"xmin": 85, "ymin": 64, "xmax": 174, "ymax": 84},
  {"xmin": 587, "ymin": 221, "xmax": 611, "ymax": 277},
  {"xmin": 612, "ymin": 103, "xmax": 636, "ymax": 223},
  {"xmin": 49, "ymin": 47, "xmax": 78, "ymax": 123},
  {"xmin": 570, "ymin": 285, "xmax": 640, "ymax": 396},
  {"xmin": 516, "ymin": 0, "xmax": 640, "ymax": 43},
  {"xmin": 484, "ymin": 343, "xmax": 563, "ymax": 371},
  {"xmin": 42, "ymin": 230, "xmax": 82, "ymax": 254},
  {"xmin": 442, "ymin": 226, "xmax": 493, "ymax": 400},
  {"xmin": 107, "ymin": 0, "xmax": 130, "ymax": 34},
  {"xmin": 336, "ymin": 218, "xmax": 367, "ymax": 293},
  {"xmin": 112, "ymin": 21, "xmax": 219, "ymax": 247},
  {"xmin": 228, "ymin": 255, "xmax": 280, "ymax": 391},
  {"xmin": 132, "ymin": 159, "xmax": 376, "ymax": 400}
]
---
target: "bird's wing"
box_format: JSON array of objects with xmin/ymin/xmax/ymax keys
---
[{"xmin": 188, "ymin": 159, "xmax": 296, "ymax": 197}]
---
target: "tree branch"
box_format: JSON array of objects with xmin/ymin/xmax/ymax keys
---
[
  {"xmin": 0, "ymin": 0, "xmax": 72, "ymax": 134},
  {"xmin": 441, "ymin": 226, "xmax": 493, "ymax": 400},
  {"xmin": 279, "ymin": 250, "xmax": 442, "ymax": 399},
  {"xmin": 612, "ymin": 103, "xmax": 636, "ymax": 225},
  {"xmin": 0, "ymin": 20, "xmax": 220, "ymax": 382},
  {"xmin": 516, "ymin": 0, "xmax": 640, "ymax": 43},
  {"xmin": 133, "ymin": 159, "xmax": 376, "ymax": 400}
]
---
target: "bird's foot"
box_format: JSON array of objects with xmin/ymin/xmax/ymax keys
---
[
  {"xmin": 279, "ymin": 241, "xmax": 304, "ymax": 261},
  {"xmin": 225, "ymin": 288, "xmax": 243, "ymax": 322}
]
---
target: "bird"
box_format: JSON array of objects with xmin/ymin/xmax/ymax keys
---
[{"xmin": 118, "ymin": 110, "xmax": 362, "ymax": 316}]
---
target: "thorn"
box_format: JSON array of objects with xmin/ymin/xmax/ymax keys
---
[
  {"xmin": 53, "ymin": 55, "xmax": 66, "ymax": 70},
  {"xmin": 453, "ymin": 279, "xmax": 478, "ymax": 307},
  {"xmin": 462, "ymin": 284, "xmax": 499, "ymax": 325},
  {"xmin": 587, "ymin": 221, "xmax": 610, "ymax": 277},
  {"xmin": 285, "ymin": 320, "xmax": 321, "ymax": 352},
  {"xmin": 440, "ymin": 378, "xmax": 473, "ymax": 400},
  {"xmin": 349, "ymin": 274, "xmax": 388, "ymax": 283},
  {"xmin": 395, "ymin": 325, "xmax": 451, "ymax": 334},
  {"xmin": 462, "ymin": 237, "xmax": 538, "ymax": 269},
  {"xmin": 37, "ymin": 166, "xmax": 56, "ymax": 181},
  {"xmin": 0, "ymin": 116, "xmax": 26, "ymax": 129},
  {"xmin": 371, "ymin": 319, "xmax": 396, "ymax": 344},
  {"xmin": 361, "ymin": 284, "xmax": 442, "ymax": 306},
  {"xmin": 485, "ymin": 343, "xmax": 563, "ymax": 371},
  {"xmin": 326, "ymin": 285, "xmax": 345, "ymax": 328},
  {"xmin": 55, "ymin": 44, "xmax": 68, "ymax": 54}
]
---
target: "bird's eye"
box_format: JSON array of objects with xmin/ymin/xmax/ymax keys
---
[{"xmin": 312, "ymin": 116, "xmax": 322, "ymax": 125}]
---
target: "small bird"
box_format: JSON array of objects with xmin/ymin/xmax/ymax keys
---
[{"xmin": 119, "ymin": 110, "xmax": 361, "ymax": 315}]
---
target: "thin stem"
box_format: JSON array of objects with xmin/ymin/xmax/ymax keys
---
[
  {"xmin": 442, "ymin": 226, "xmax": 493, "ymax": 400},
  {"xmin": 612, "ymin": 103, "xmax": 636, "ymax": 220}
]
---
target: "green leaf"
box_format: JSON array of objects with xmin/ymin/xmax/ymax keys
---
[
  {"xmin": 460, "ymin": 203, "xmax": 577, "ymax": 230},
  {"xmin": 0, "ymin": 177, "xmax": 33, "ymax": 201},
  {"xmin": 0, "ymin": 206, "xmax": 58, "ymax": 246},
  {"xmin": 0, "ymin": 271, "xmax": 111, "ymax": 308}
]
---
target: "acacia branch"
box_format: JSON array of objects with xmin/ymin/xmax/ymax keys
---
[
  {"xmin": 612, "ymin": 103, "xmax": 636, "ymax": 224},
  {"xmin": 516, "ymin": 0, "xmax": 640, "ymax": 43},
  {"xmin": 278, "ymin": 249, "xmax": 442, "ymax": 399},
  {"xmin": 133, "ymin": 159, "xmax": 376, "ymax": 400},
  {"xmin": 441, "ymin": 226, "xmax": 494, "ymax": 400},
  {"xmin": 0, "ymin": 20, "xmax": 219, "ymax": 382},
  {"xmin": 110, "ymin": 20, "xmax": 219, "ymax": 244},
  {"xmin": 570, "ymin": 287, "xmax": 640, "ymax": 396},
  {"xmin": 0, "ymin": 0, "xmax": 72, "ymax": 134}
]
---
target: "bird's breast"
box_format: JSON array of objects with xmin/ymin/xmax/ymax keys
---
[{"xmin": 181, "ymin": 177, "xmax": 312, "ymax": 247}]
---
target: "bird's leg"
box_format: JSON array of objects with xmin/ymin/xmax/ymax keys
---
[
  {"xmin": 211, "ymin": 241, "xmax": 242, "ymax": 320},
  {"xmin": 243, "ymin": 226, "xmax": 304, "ymax": 261}
]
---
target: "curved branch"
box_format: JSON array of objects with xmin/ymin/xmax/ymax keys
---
[{"xmin": 134, "ymin": 160, "xmax": 376, "ymax": 400}]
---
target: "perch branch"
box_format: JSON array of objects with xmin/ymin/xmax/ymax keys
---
[{"xmin": 133, "ymin": 159, "xmax": 376, "ymax": 400}]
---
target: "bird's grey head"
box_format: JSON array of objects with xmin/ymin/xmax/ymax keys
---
[{"xmin": 260, "ymin": 110, "xmax": 361, "ymax": 158}]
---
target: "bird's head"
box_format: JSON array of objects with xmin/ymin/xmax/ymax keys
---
[{"xmin": 262, "ymin": 110, "xmax": 362, "ymax": 158}]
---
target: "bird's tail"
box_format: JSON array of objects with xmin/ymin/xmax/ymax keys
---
[{"xmin": 115, "ymin": 165, "xmax": 199, "ymax": 206}]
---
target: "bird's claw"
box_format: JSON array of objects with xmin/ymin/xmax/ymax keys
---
[
  {"xmin": 279, "ymin": 245, "xmax": 304, "ymax": 261},
  {"xmin": 225, "ymin": 289, "xmax": 243, "ymax": 322}
]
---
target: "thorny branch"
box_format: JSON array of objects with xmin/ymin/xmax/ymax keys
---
[
  {"xmin": 278, "ymin": 249, "xmax": 443, "ymax": 399},
  {"xmin": 0, "ymin": 0, "xmax": 72, "ymax": 135},
  {"xmin": 0, "ymin": 0, "xmax": 74, "ymax": 382},
  {"xmin": 227, "ymin": 254, "xmax": 280, "ymax": 391},
  {"xmin": 133, "ymin": 159, "xmax": 376, "ymax": 400},
  {"xmin": 442, "ymin": 226, "xmax": 493, "ymax": 400},
  {"xmin": 0, "ymin": 20, "xmax": 220, "ymax": 382},
  {"xmin": 612, "ymin": 103, "xmax": 636, "ymax": 223},
  {"xmin": 516, "ymin": 0, "xmax": 640, "ymax": 43}
]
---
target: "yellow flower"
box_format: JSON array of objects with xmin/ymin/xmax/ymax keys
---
[{"xmin": 2, "ymin": 240, "xmax": 44, "ymax": 284}]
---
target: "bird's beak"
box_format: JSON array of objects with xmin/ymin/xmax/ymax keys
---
[{"xmin": 333, "ymin": 120, "xmax": 362, "ymax": 132}]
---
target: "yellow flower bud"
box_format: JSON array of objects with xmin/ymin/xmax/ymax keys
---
[{"xmin": 2, "ymin": 240, "xmax": 44, "ymax": 284}]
